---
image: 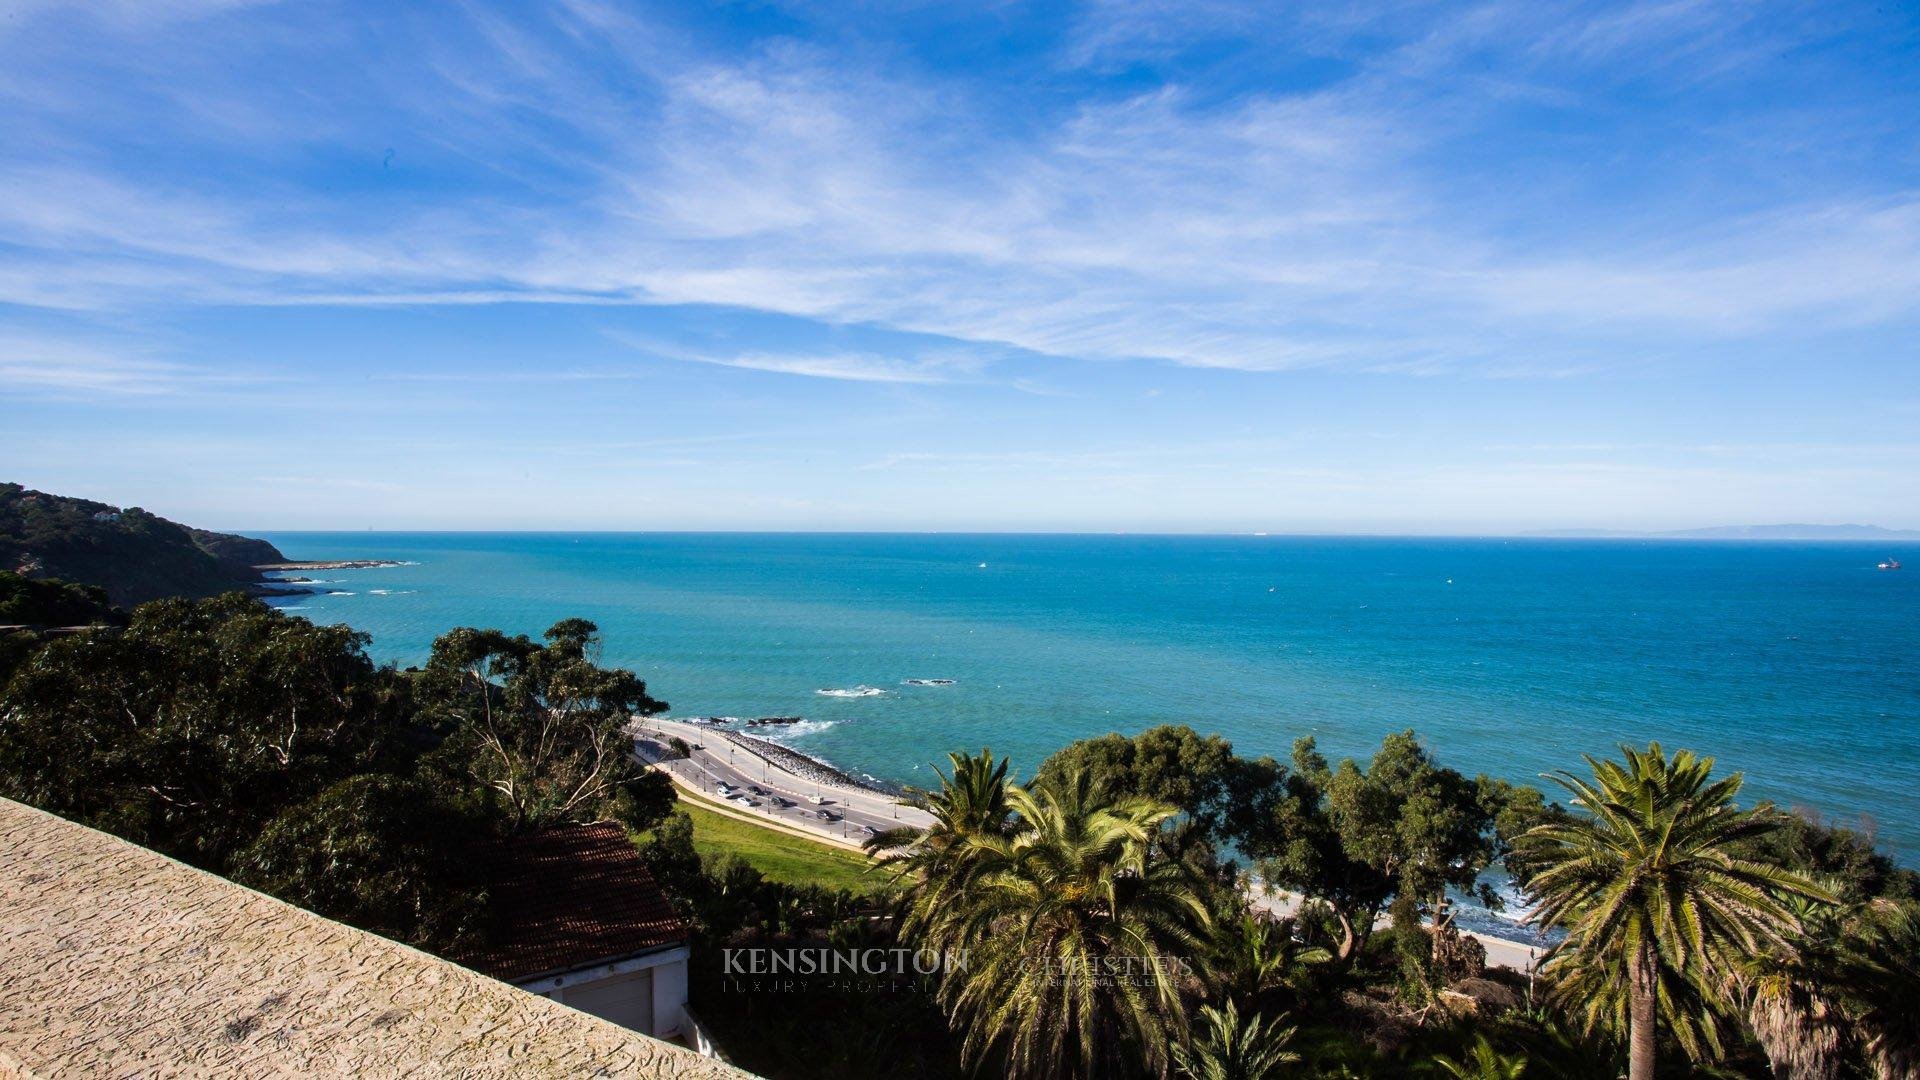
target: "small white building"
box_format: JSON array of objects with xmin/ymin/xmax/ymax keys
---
[{"xmin": 452, "ymin": 823, "xmax": 693, "ymax": 1041}]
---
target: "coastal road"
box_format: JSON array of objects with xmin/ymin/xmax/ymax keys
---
[
  {"xmin": 631, "ymin": 718, "xmax": 1543, "ymax": 973},
  {"xmin": 633, "ymin": 717, "xmax": 933, "ymax": 848}
]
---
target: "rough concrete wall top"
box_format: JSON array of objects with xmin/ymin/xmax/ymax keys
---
[{"xmin": 0, "ymin": 798, "xmax": 750, "ymax": 1079}]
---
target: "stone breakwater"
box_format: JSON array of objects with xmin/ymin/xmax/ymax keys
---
[{"xmin": 716, "ymin": 730, "xmax": 902, "ymax": 797}]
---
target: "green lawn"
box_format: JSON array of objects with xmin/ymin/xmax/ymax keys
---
[{"xmin": 678, "ymin": 799, "xmax": 889, "ymax": 895}]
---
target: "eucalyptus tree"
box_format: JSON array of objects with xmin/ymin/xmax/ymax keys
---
[
  {"xmin": 1250, "ymin": 732, "xmax": 1519, "ymax": 965},
  {"xmin": 417, "ymin": 617, "xmax": 672, "ymax": 832},
  {"xmin": 1036, "ymin": 725, "xmax": 1278, "ymax": 847},
  {"xmin": 1520, "ymin": 743, "xmax": 1831, "ymax": 1080},
  {"xmin": 0, "ymin": 593, "xmax": 398, "ymax": 870}
]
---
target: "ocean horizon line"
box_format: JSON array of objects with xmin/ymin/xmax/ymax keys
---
[{"xmin": 243, "ymin": 526, "xmax": 1920, "ymax": 541}]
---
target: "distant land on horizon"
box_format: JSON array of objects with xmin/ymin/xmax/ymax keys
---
[
  {"xmin": 246, "ymin": 523, "xmax": 1920, "ymax": 540},
  {"xmin": 1528, "ymin": 523, "xmax": 1920, "ymax": 540}
]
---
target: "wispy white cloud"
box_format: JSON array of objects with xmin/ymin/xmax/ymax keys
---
[
  {"xmin": 666, "ymin": 352, "xmax": 953, "ymax": 384},
  {"xmin": 0, "ymin": 337, "xmax": 198, "ymax": 395},
  {"xmin": 0, "ymin": 0, "xmax": 1915, "ymax": 380},
  {"xmin": 617, "ymin": 334, "xmax": 996, "ymax": 385}
]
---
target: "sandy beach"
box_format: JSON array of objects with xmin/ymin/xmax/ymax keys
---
[{"xmin": 1248, "ymin": 884, "xmax": 1543, "ymax": 973}]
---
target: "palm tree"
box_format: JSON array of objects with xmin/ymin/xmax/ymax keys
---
[
  {"xmin": 1173, "ymin": 1000, "xmax": 1300, "ymax": 1080},
  {"xmin": 1430, "ymin": 1036, "xmax": 1527, "ymax": 1079},
  {"xmin": 1734, "ymin": 895, "xmax": 1920, "ymax": 1080},
  {"xmin": 1731, "ymin": 888, "xmax": 1851, "ymax": 1080},
  {"xmin": 931, "ymin": 768, "xmax": 1213, "ymax": 1079},
  {"xmin": 865, "ymin": 748, "xmax": 1013, "ymax": 950},
  {"xmin": 1840, "ymin": 901, "xmax": 1920, "ymax": 1080},
  {"xmin": 1519, "ymin": 743, "xmax": 1831, "ymax": 1080},
  {"xmin": 1209, "ymin": 911, "xmax": 1331, "ymax": 1013}
]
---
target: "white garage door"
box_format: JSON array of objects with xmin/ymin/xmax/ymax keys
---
[{"xmin": 556, "ymin": 968, "xmax": 655, "ymax": 1034}]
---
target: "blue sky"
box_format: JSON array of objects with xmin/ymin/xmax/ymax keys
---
[{"xmin": 1, "ymin": 0, "xmax": 1917, "ymax": 532}]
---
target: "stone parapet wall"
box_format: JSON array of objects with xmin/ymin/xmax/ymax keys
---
[{"xmin": 0, "ymin": 798, "xmax": 748, "ymax": 1079}]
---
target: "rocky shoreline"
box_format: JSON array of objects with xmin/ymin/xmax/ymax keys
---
[
  {"xmin": 716, "ymin": 730, "xmax": 902, "ymax": 797},
  {"xmin": 251, "ymin": 559, "xmax": 406, "ymax": 598},
  {"xmin": 255, "ymin": 560, "xmax": 405, "ymax": 571}
]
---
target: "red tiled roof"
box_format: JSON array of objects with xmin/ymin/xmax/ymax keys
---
[{"xmin": 451, "ymin": 823, "xmax": 688, "ymax": 984}]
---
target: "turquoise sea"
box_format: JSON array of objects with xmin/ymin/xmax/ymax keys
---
[{"xmin": 259, "ymin": 533, "xmax": 1920, "ymax": 867}]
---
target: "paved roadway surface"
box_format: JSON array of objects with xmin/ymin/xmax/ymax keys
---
[{"xmin": 633, "ymin": 717, "xmax": 933, "ymax": 848}]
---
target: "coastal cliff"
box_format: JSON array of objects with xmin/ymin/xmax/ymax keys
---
[{"xmin": 0, "ymin": 482, "xmax": 290, "ymax": 606}]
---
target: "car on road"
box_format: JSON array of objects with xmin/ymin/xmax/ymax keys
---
[{"xmin": 748, "ymin": 785, "xmax": 767, "ymax": 796}]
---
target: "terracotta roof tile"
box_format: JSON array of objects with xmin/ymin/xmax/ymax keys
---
[{"xmin": 452, "ymin": 822, "xmax": 689, "ymax": 984}]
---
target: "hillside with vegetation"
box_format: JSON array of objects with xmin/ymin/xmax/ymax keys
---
[{"xmin": 0, "ymin": 482, "xmax": 288, "ymax": 606}]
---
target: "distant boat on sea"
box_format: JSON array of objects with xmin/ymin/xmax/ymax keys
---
[{"xmin": 1879, "ymin": 557, "xmax": 1902, "ymax": 570}]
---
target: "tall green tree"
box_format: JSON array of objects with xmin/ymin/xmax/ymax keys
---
[
  {"xmin": 0, "ymin": 571, "xmax": 125, "ymax": 682},
  {"xmin": 1036, "ymin": 725, "xmax": 1279, "ymax": 847},
  {"xmin": 927, "ymin": 769, "xmax": 1212, "ymax": 1080},
  {"xmin": 0, "ymin": 593, "xmax": 399, "ymax": 870},
  {"xmin": 418, "ymin": 618, "xmax": 672, "ymax": 832},
  {"xmin": 230, "ymin": 773, "xmax": 491, "ymax": 951},
  {"xmin": 1520, "ymin": 743, "xmax": 1831, "ymax": 1080},
  {"xmin": 1248, "ymin": 732, "xmax": 1518, "ymax": 964}
]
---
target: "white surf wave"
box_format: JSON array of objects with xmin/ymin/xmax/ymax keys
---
[
  {"xmin": 816, "ymin": 686, "xmax": 886, "ymax": 698},
  {"xmin": 768, "ymin": 719, "xmax": 838, "ymax": 739}
]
